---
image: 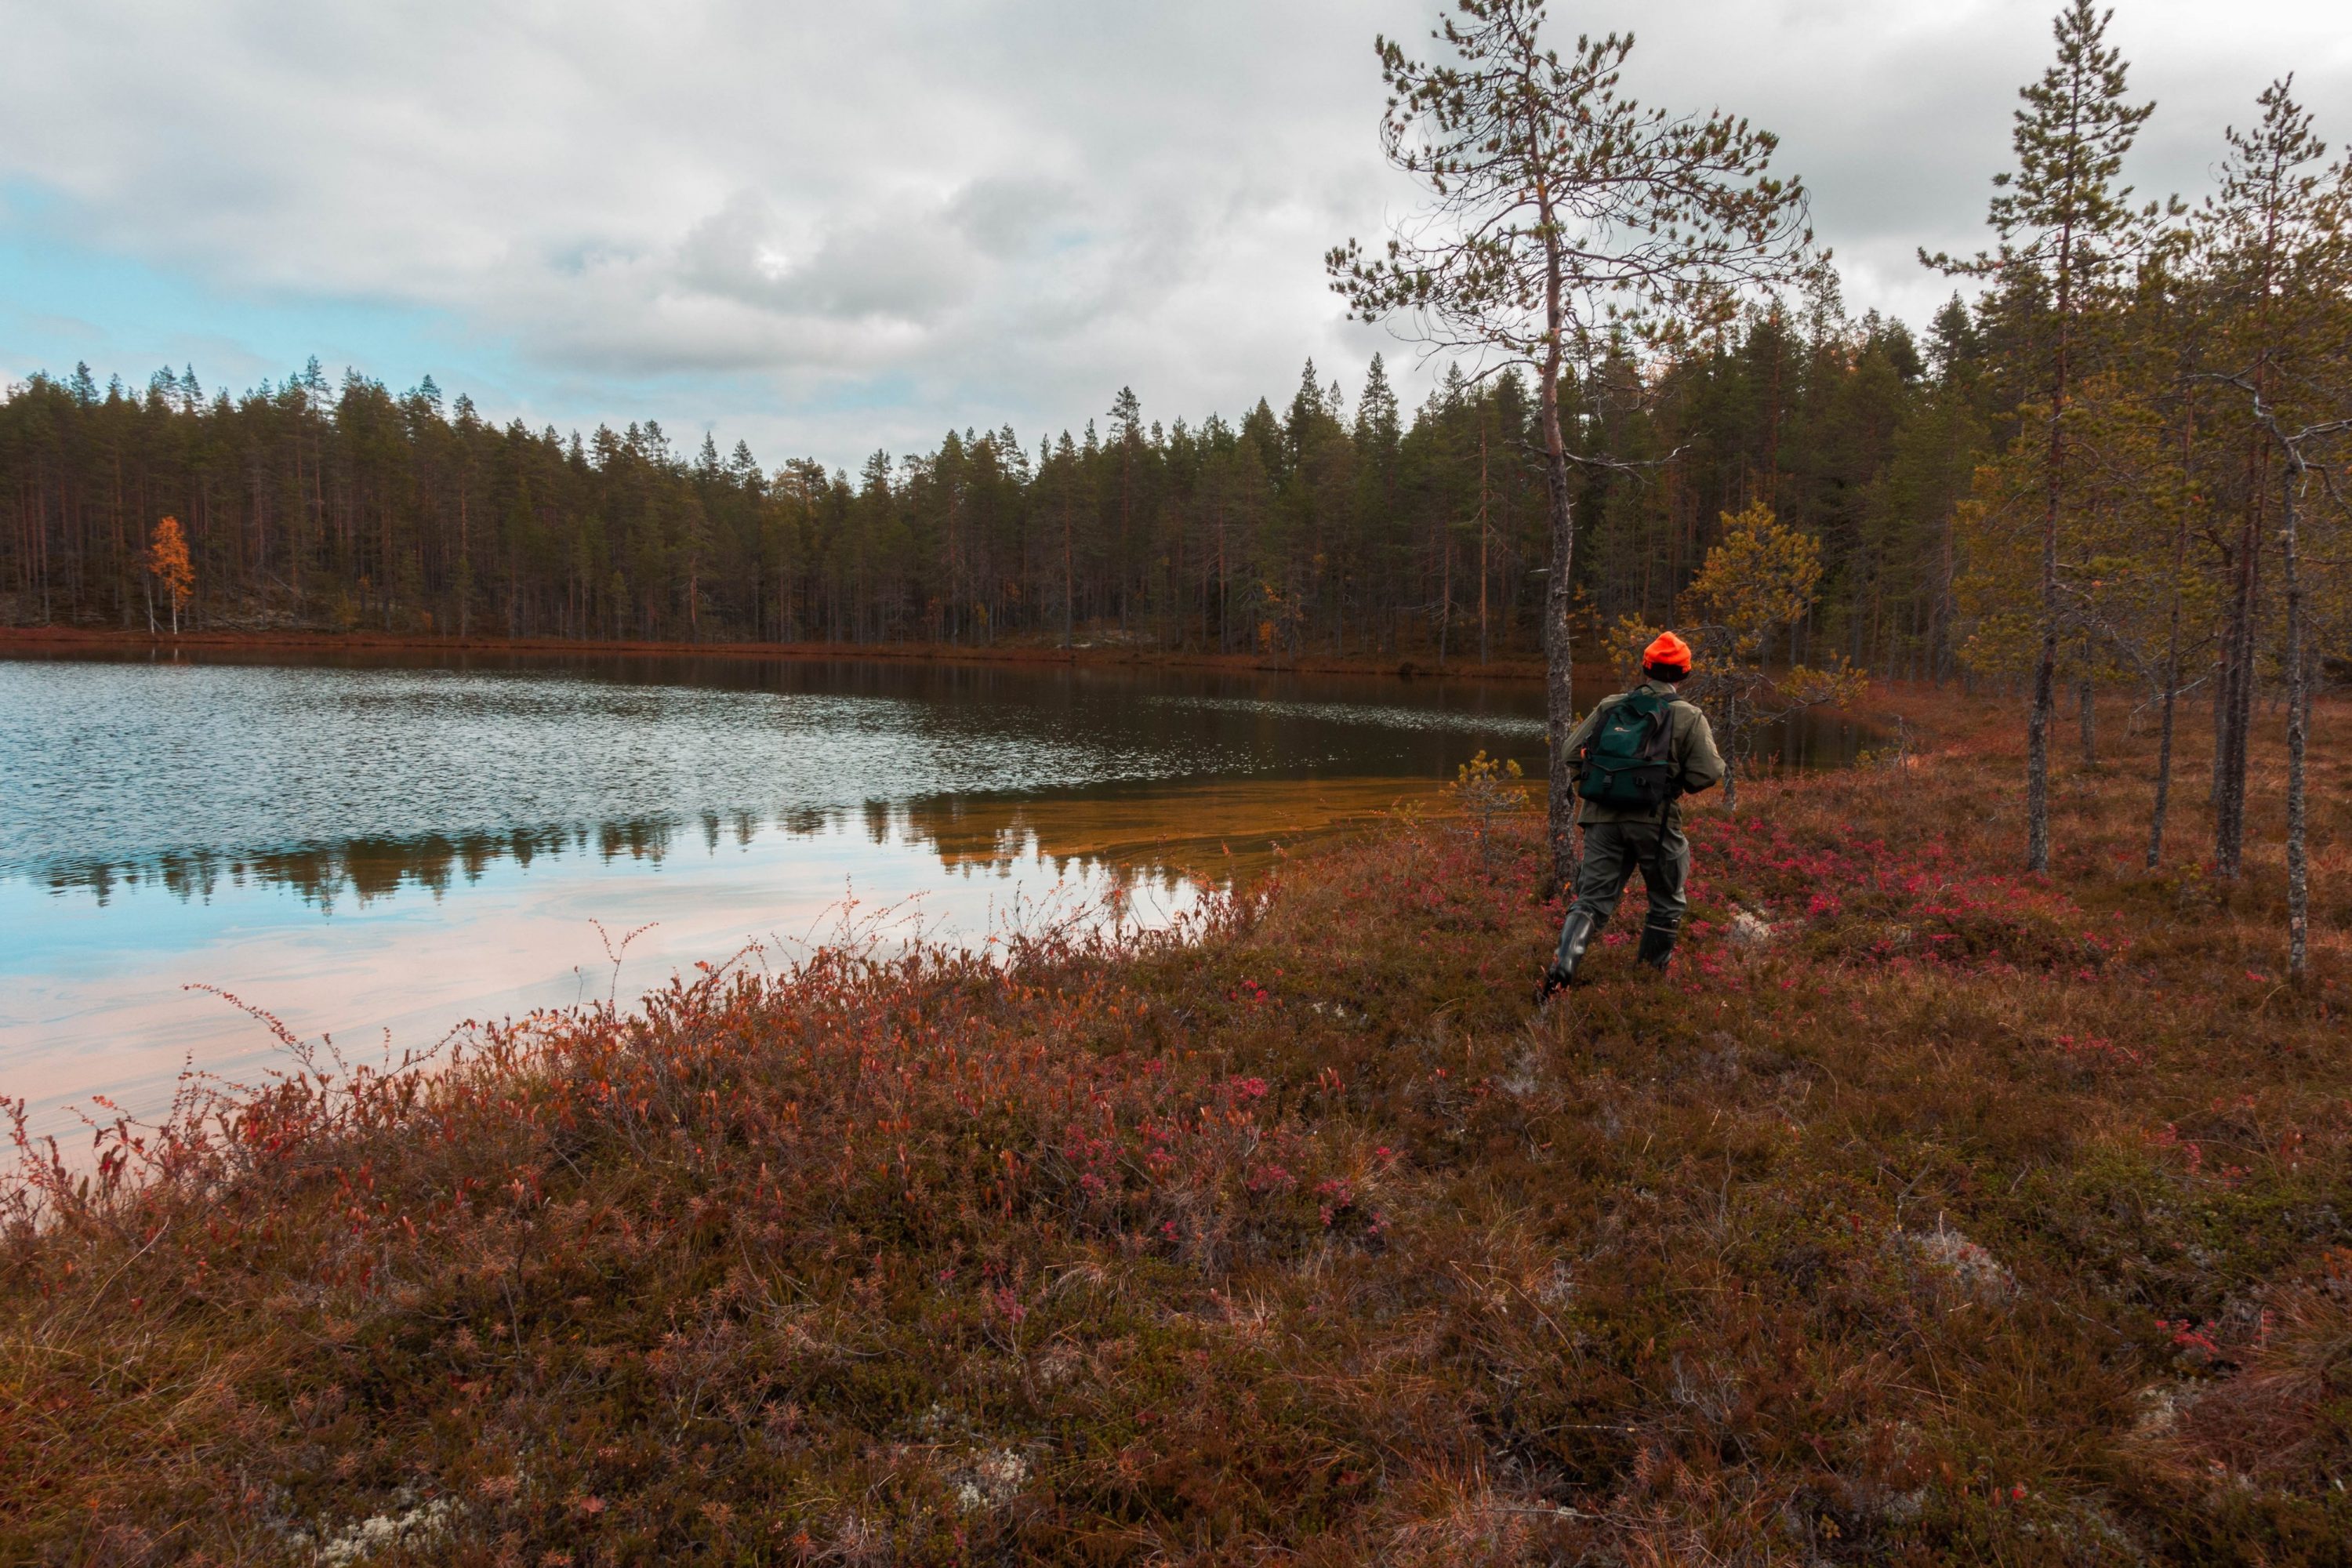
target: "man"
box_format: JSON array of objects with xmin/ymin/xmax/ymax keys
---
[{"xmin": 1540, "ymin": 630, "xmax": 1725, "ymax": 996}]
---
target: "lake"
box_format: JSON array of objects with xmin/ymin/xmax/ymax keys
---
[
  {"xmin": 2, "ymin": 647, "xmax": 1865, "ymax": 1150},
  {"xmin": 1, "ymin": 648, "xmax": 1563, "ymax": 1147}
]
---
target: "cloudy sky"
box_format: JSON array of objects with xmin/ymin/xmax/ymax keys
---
[{"xmin": 2, "ymin": 0, "xmax": 2344, "ymax": 469}]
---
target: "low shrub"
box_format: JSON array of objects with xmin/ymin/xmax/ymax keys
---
[{"xmin": 4, "ymin": 689, "xmax": 2346, "ymax": 1563}]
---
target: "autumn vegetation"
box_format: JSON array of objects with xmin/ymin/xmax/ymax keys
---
[
  {"xmin": 141, "ymin": 517, "xmax": 194, "ymax": 637},
  {"xmin": 3, "ymin": 683, "xmax": 2345, "ymax": 1565},
  {"xmin": 2, "ymin": 0, "xmax": 2346, "ymax": 1559}
]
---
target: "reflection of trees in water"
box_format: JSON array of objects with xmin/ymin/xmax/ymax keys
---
[
  {"xmin": 897, "ymin": 795, "xmax": 1197, "ymax": 902},
  {"xmin": 42, "ymin": 822, "xmax": 677, "ymax": 910},
  {"xmin": 31, "ymin": 777, "xmax": 1448, "ymax": 910},
  {"xmin": 899, "ymin": 779, "xmax": 1445, "ymax": 887},
  {"xmin": 38, "ymin": 817, "xmax": 779, "ymax": 909}
]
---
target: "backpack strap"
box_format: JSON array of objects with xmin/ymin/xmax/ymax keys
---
[{"xmin": 1575, "ymin": 692, "xmax": 1625, "ymax": 764}]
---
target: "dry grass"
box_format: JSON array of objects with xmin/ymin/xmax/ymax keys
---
[{"xmin": 3, "ymin": 686, "xmax": 2346, "ymax": 1565}]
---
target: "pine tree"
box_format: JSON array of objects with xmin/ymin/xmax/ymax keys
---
[
  {"xmin": 2190, "ymin": 77, "xmax": 2352, "ymax": 970},
  {"xmin": 1925, "ymin": 0, "xmax": 2164, "ymax": 873},
  {"xmin": 1329, "ymin": 0, "xmax": 1817, "ymax": 892},
  {"xmin": 2192, "ymin": 77, "xmax": 2350, "ymax": 882}
]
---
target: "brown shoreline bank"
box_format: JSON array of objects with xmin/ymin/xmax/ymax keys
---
[{"xmin": 0, "ymin": 624, "xmax": 1551, "ymax": 684}]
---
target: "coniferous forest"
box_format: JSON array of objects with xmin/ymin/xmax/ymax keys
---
[{"xmin": 0, "ymin": 315, "xmax": 1970, "ymax": 673}]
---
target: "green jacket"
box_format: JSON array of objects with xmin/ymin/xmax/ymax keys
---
[{"xmin": 1563, "ymin": 679, "xmax": 1726, "ymax": 826}]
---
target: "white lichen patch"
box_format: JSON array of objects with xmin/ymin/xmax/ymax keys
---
[
  {"xmin": 2131, "ymin": 1380, "xmax": 2205, "ymax": 1439},
  {"xmin": 1035, "ymin": 1340, "xmax": 1086, "ymax": 1387},
  {"xmin": 946, "ymin": 1448, "xmax": 1032, "ymax": 1513},
  {"xmin": 1534, "ymin": 1258, "xmax": 1576, "ymax": 1308},
  {"xmin": 1497, "ymin": 1042, "xmax": 1543, "ymax": 1101},
  {"xmin": 310, "ymin": 1491, "xmax": 456, "ymax": 1566},
  {"xmin": 1899, "ymin": 1222, "xmax": 2016, "ymax": 1304}
]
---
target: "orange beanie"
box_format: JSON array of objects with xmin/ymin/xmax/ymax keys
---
[{"xmin": 1642, "ymin": 630, "xmax": 1693, "ymax": 676}]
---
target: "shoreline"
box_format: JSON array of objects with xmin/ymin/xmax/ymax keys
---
[{"xmin": 0, "ymin": 623, "xmax": 1552, "ymax": 684}]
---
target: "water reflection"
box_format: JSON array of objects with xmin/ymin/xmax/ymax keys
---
[
  {"xmin": 33, "ymin": 772, "xmax": 1438, "ymax": 914},
  {"xmin": 0, "ymin": 651, "xmax": 1552, "ymax": 897},
  {"xmin": 0, "ymin": 813, "xmax": 1205, "ymax": 1151},
  {"xmin": 45, "ymin": 823, "xmax": 633, "ymax": 909}
]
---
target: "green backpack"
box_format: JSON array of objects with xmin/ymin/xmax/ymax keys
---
[{"xmin": 1575, "ymin": 691, "xmax": 1677, "ymax": 809}]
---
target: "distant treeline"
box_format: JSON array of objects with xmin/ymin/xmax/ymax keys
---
[
  {"xmin": 0, "ymin": 292, "xmax": 1982, "ymax": 674},
  {"xmin": 1, "ymin": 259, "xmax": 2343, "ymax": 707}
]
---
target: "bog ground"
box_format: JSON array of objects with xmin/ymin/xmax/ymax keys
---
[{"xmin": 3, "ymin": 687, "xmax": 2346, "ymax": 1566}]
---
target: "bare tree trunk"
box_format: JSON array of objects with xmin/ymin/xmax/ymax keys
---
[
  {"xmin": 1216, "ymin": 511, "xmax": 1228, "ymax": 655},
  {"xmin": 1534, "ymin": 182, "xmax": 1581, "ymax": 896},
  {"xmin": 1437, "ymin": 531, "xmax": 1450, "ymax": 667},
  {"xmin": 1543, "ymin": 492, "xmax": 1576, "ymax": 888},
  {"xmin": 1933, "ymin": 481, "xmax": 1957, "ymax": 684},
  {"xmin": 2078, "ymin": 677, "xmax": 2096, "ymax": 765},
  {"xmin": 2148, "ymin": 418, "xmax": 2192, "ymax": 868},
  {"xmin": 1540, "ymin": 382, "xmax": 1577, "ymax": 899},
  {"xmin": 457, "ymin": 485, "xmax": 470, "ymax": 639},
  {"xmin": 2148, "ymin": 672, "xmax": 2180, "ymax": 870},
  {"xmin": 1478, "ymin": 415, "xmax": 1490, "ymax": 666},
  {"xmin": 2219, "ymin": 215, "xmax": 2284, "ymax": 876},
  {"xmin": 2214, "ymin": 530, "xmax": 2257, "ymax": 875},
  {"xmin": 2027, "ymin": 223, "xmax": 2074, "ymax": 876},
  {"xmin": 2211, "ymin": 673, "xmax": 2228, "ymax": 807},
  {"xmin": 2281, "ymin": 462, "xmax": 2309, "ymax": 981},
  {"xmin": 2216, "ymin": 428, "xmax": 2273, "ymax": 877},
  {"xmin": 2027, "ymin": 630, "xmax": 2057, "ymax": 873}
]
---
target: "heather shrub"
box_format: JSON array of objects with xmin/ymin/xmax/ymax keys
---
[{"xmin": 4, "ymin": 687, "xmax": 2347, "ymax": 1563}]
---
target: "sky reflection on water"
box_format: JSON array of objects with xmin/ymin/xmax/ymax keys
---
[{"xmin": 2, "ymin": 807, "xmax": 1197, "ymax": 1149}]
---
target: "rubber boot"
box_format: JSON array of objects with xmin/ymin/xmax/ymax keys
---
[
  {"xmin": 1538, "ymin": 909, "xmax": 1598, "ymax": 1000},
  {"xmin": 1635, "ymin": 913, "xmax": 1680, "ymax": 973}
]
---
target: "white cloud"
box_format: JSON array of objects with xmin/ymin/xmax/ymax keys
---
[{"xmin": 2, "ymin": 0, "xmax": 2345, "ymax": 465}]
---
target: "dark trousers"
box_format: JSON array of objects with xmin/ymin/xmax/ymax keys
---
[{"xmin": 1569, "ymin": 819, "xmax": 1690, "ymax": 935}]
